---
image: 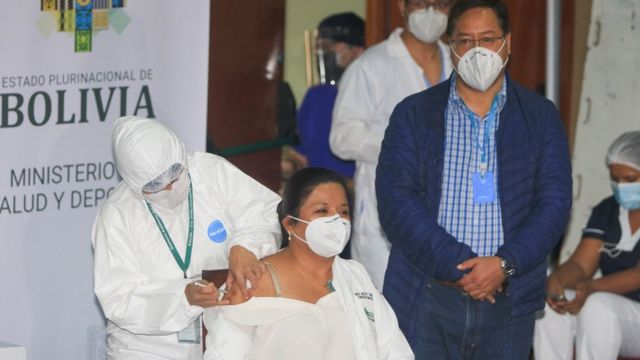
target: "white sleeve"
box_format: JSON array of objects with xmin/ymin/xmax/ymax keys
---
[
  {"xmin": 215, "ymin": 158, "xmax": 281, "ymax": 259},
  {"xmin": 92, "ymin": 207, "xmax": 202, "ymax": 335},
  {"xmin": 330, "ymin": 60, "xmax": 384, "ymax": 164},
  {"xmin": 374, "ymin": 291, "xmax": 415, "ymax": 360}
]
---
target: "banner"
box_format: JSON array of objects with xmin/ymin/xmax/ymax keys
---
[{"xmin": 0, "ymin": 1, "xmax": 210, "ymax": 358}]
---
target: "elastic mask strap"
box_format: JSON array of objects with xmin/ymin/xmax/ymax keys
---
[
  {"xmin": 287, "ymin": 215, "xmax": 309, "ymax": 244},
  {"xmin": 450, "ymin": 44, "xmax": 463, "ymax": 62},
  {"xmin": 290, "ymin": 231, "xmax": 309, "ymax": 244},
  {"xmin": 287, "ymin": 215, "xmax": 309, "ymax": 224}
]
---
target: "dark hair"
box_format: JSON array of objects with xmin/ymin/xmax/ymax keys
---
[
  {"xmin": 318, "ymin": 12, "xmax": 365, "ymax": 47},
  {"xmin": 446, "ymin": 0, "xmax": 510, "ymax": 37},
  {"xmin": 278, "ymin": 167, "xmax": 352, "ymax": 248}
]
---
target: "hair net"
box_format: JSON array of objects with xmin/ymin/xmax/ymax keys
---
[
  {"xmin": 112, "ymin": 116, "xmax": 186, "ymax": 196},
  {"xmin": 318, "ymin": 12, "xmax": 365, "ymax": 47},
  {"xmin": 606, "ymin": 131, "xmax": 640, "ymax": 171}
]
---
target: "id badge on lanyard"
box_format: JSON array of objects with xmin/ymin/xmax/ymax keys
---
[
  {"xmin": 177, "ymin": 315, "xmax": 201, "ymax": 344},
  {"xmin": 472, "ymin": 171, "xmax": 496, "ymax": 204},
  {"xmin": 470, "ymin": 99, "xmax": 498, "ymax": 205}
]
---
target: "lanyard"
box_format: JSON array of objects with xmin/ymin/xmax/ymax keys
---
[
  {"xmin": 469, "ymin": 96, "xmax": 499, "ymax": 175},
  {"xmin": 145, "ymin": 179, "xmax": 194, "ymax": 278}
]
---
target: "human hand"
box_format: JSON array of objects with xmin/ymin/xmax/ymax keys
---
[
  {"xmin": 545, "ymin": 275, "xmax": 568, "ymax": 313},
  {"xmin": 184, "ymin": 280, "xmax": 230, "ymax": 307},
  {"xmin": 561, "ymin": 280, "xmax": 593, "ymax": 315},
  {"xmin": 456, "ymin": 256, "xmax": 505, "ymax": 303},
  {"xmin": 227, "ymin": 245, "xmax": 267, "ymax": 299}
]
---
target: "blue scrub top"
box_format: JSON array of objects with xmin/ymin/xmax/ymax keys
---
[{"xmin": 296, "ymin": 84, "xmax": 355, "ymax": 178}]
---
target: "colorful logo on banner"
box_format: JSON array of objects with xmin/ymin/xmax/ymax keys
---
[{"xmin": 39, "ymin": 0, "xmax": 130, "ymax": 53}]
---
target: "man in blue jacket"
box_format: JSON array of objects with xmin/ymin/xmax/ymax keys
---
[{"xmin": 376, "ymin": 0, "xmax": 572, "ymax": 358}]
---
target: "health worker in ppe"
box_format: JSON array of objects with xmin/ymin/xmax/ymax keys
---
[
  {"xmin": 92, "ymin": 116, "xmax": 281, "ymax": 360},
  {"xmin": 534, "ymin": 131, "xmax": 640, "ymax": 360},
  {"xmin": 202, "ymin": 168, "xmax": 414, "ymax": 360},
  {"xmin": 329, "ymin": 0, "xmax": 454, "ymax": 290},
  {"xmin": 294, "ymin": 12, "xmax": 365, "ymax": 181}
]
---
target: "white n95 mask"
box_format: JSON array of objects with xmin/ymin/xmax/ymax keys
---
[
  {"xmin": 408, "ymin": 7, "xmax": 448, "ymax": 44},
  {"xmin": 145, "ymin": 171, "xmax": 190, "ymax": 209},
  {"xmin": 452, "ymin": 40, "xmax": 509, "ymax": 91},
  {"xmin": 288, "ymin": 214, "xmax": 351, "ymax": 257}
]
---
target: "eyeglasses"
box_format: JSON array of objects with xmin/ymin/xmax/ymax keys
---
[
  {"xmin": 449, "ymin": 35, "xmax": 506, "ymax": 52},
  {"xmin": 406, "ymin": 0, "xmax": 453, "ymax": 10}
]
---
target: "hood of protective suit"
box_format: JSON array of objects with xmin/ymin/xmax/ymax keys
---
[{"xmin": 112, "ymin": 116, "xmax": 186, "ymax": 197}]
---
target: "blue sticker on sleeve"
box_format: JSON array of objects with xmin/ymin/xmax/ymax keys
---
[{"xmin": 207, "ymin": 220, "xmax": 227, "ymax": 243}]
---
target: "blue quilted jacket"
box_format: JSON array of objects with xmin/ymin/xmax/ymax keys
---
[{"xmin": 376, "ymin": 75, "xmax": 572, "ymax": 346}]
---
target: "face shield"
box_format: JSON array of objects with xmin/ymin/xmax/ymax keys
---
[
  {"xmin": 315, "ymin": 38, "xmax": 344, "ymax": 85},
  {"xmin": 303, "ymin": 12, "xmax": 364, "ymax": 87},
  {"xmin": 142, "ymin": 163, "xmax": 185, "ymax": 194},
  {"xmin": 112, "ymin": 116, "xmax": 187, "ymax": 199}
]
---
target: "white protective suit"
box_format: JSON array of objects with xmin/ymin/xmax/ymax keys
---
[
  {"xmin": 93, "ymin": 117, "xmax": 281, "ymax": 360},
  {"xmin": 330, "ymin": 28, "xmax": 453, "ymax": 289},
  {"xmin": 203, "ymin": 257, "xmax": 414, "ymax": 360}
]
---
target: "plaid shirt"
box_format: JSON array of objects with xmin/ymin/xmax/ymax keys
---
[{"xmin": 437, "ymin": 73, "xmax": 507, "ymax": 257}]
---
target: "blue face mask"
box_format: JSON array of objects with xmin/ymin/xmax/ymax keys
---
[{"xmin": 612, "ymin": 182, "xmax": 640, "ymax": 210}]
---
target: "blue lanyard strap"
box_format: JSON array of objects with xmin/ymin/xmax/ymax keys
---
[
  {"xmin": 469, "ymin": 96, "xmax": 500, "ymax": 174},
  {"xmin": 145, "ymin": 177, "xmax": 194, "ymax": 278}
]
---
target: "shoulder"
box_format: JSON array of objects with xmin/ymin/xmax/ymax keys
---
[
  {"xmin": 188, "ymin": 151, "xmax": 249, "ymax": 184},
  {"xmin": 349, "ymin": 35, "xmax": 403, "ymax": 72},
  {"xmin": 590, "ymin": 196, "xmax": 618, "ymax": 218},
  {"xmin": 188, "ymin": 151, "xmax": 226, "ymax": 169},
  {"xmin": 335, "ymin": 258, "xmax": 379, "ymax": 290},
  {"xmin": 304, "ymin": 84, "xmax": 335, "ymax": 96},
  {"xmin": 393, "ymin": 78, "xmax": 451, "ymax": 117},
  {"xmin": 336, "ymin": 257, "xmax": 369, "ymax": 274},
  {"xmin": 507, "ymin": 77, "xmax": 558, "ymax": 115},
  {"xmin": 582, "ymin": 196, "xmax": 618, "ymax": 239},
  {"xmin": 95, "ymin": 182, "xmax": 138, "ymax": 222},
  {"xmin": 300, "ymin": 85, "xmax": 336, "ymax": 107}
]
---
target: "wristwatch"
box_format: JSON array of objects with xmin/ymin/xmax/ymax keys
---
[{"xmin": 500, "ymin": 257, "xmax": 516, "ymax": 278}]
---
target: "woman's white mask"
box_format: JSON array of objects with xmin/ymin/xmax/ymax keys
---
[
  {"xmin": 144, "ymin": 171, "xmax": 190, "ymax": 209},
  {"xmin": 288, "ymin": 214, "xmax": 351, "ymax": 257},
  {"xmin": 408, "ymin": 6, "xmax": 448, "ymax": 44},
  {"xmin": 452, "ymin": 40, "xmax": 509, "ymax": 92}
]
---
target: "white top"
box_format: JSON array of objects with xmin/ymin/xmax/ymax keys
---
[
  {"xmin": 204, "ymin": 258, "xmax": 414, "ymax": 360},
  {"xmin": 206, "ymin": 293, "xmax": 356, "ymax": 360},
  {"xmin": 329, "ymin": 28, "xmax": 453, "ymax": 289},
  {"xmin": 616, "ymin": 206, "xmax": 640, "ymax": 252}
]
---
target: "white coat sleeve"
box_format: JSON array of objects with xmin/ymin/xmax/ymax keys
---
[
  {"xmin": 215, "ymin": 158, "xmax": 281, "ymax": 259},
  {"xmin": 92, "ymin": 206, "xmax": 202, "ymax": 335},
  {"xmin": 330, "ymin": 60, "xmax": 385, "ymax": 164},
  {"xmin": 374, "ymin": 292, "xmax": 415, "ymax": 360}
]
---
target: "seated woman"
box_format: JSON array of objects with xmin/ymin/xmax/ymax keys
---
[
  {"xmin": 203, "ymin": 167, "xmax": 413, "ymax": 360},
  {"xmin": 533, "ymin": 131, "xmax": 640, "ymax": 360}
]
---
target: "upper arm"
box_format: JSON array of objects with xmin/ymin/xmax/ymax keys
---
[
  {"xmin": 223, "ymin": 264, "xmax": 277, "ymax": 305},
  {"xmin": 223, "ymin": 281, "xmax": 248, "ymax": 305},
  {"xmin": 567, "ymin": 237, "xmax": 603, "ymax": 279}
]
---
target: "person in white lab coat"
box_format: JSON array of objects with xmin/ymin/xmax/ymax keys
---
[
  {"xmin": 329, "ymin": 0, "xmax": 454, "ymax": 289},
  {"xmin": 92, "ymin": 116, "xmax": 281, "ymax": 360},
  {"xmin": 203, "ymin": 167, "xmax": 414, "ymax": 360}
]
